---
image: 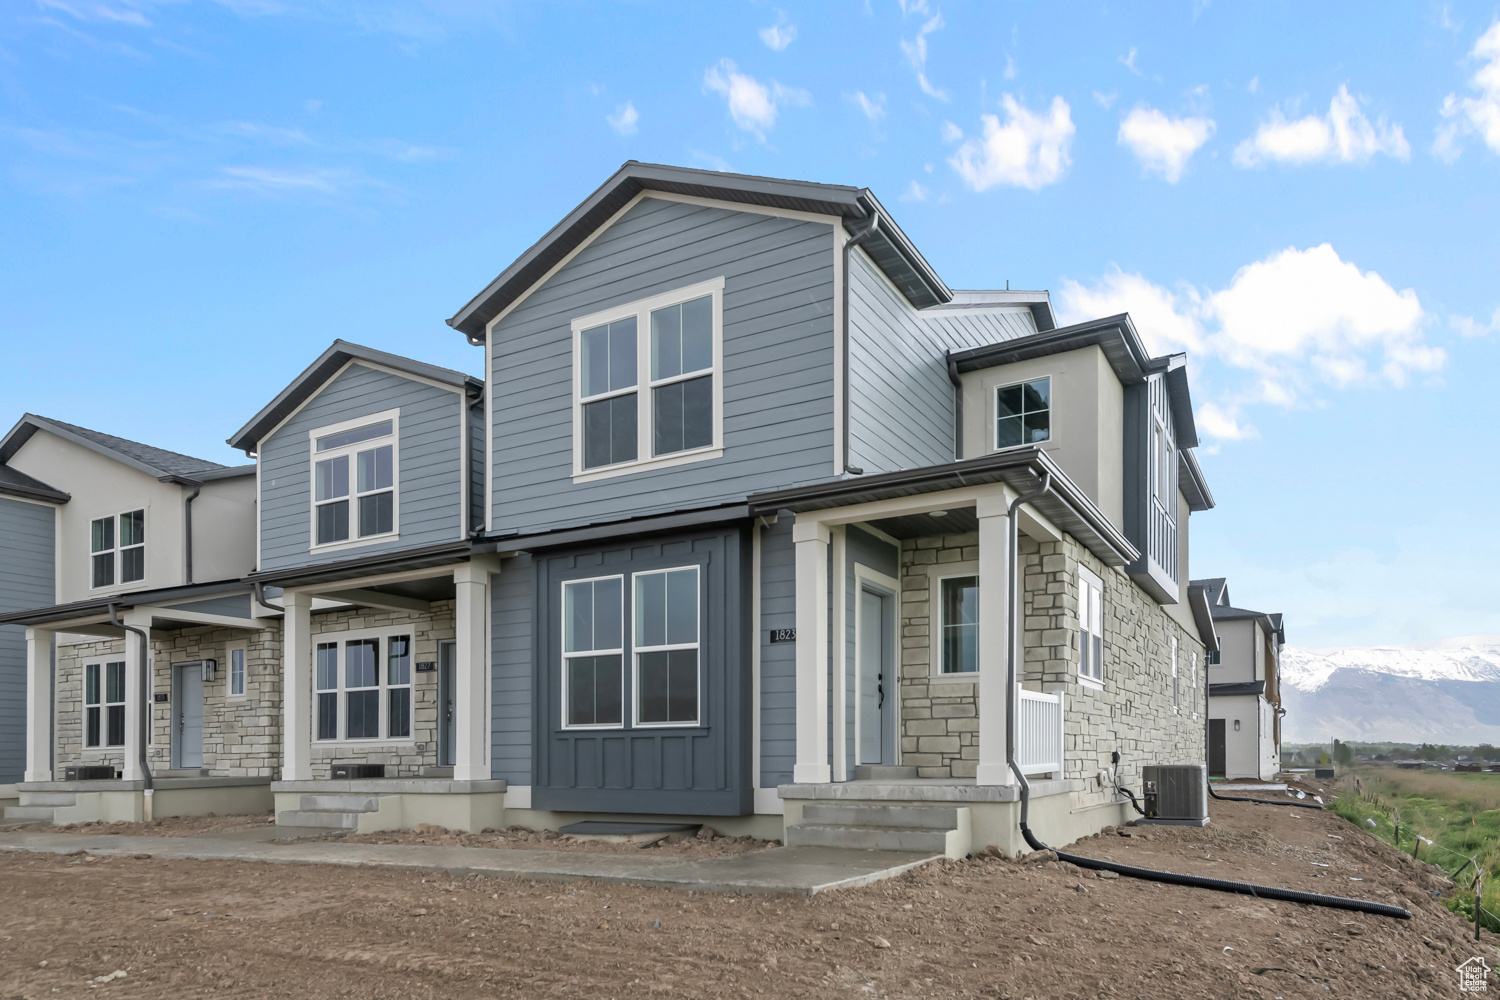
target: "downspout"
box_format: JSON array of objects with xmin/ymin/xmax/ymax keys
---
[
  {"xmin": 841, "ymin": 214, "xmax": 881, "ymax": 476},
  {"xmin": 1003, "ymin": 472, "xmax": 1053, "ymax": 846},
  {"xmin": 107, "ymin": 603, "xmax": 154, "ymax": 820},
  {"xmin": 947, "ymin": 359, "xmax": 964, "ymax": 461},
  {"xmin": 182, "ymin": 481, "xmax": 201, "ymax": 585}
]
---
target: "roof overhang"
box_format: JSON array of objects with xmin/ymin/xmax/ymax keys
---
[
  {"xmin": 1210, "ymin": 680, "xmax": 1267, "ymax": 698},
  {"xmin": 1178, "ymin": 448, "xmax": 1214, "ymax": 511},
  {"xmin": 0, "ymin": 464, "xmax": 69, "ymax": 504},
  {"xmin": 0, "ymin": 579, "xmax": 249, "ymax": 628},
  {"xmin": 446, "ymin": 161, "xmax": 953, "ymax": 341},
  {"xmin": 747, "ymin": 447, "xmax": 1138, "ymax": 569},
  {"xmin": 1, "ymin": 414, "xmax": 197, "ymax": 481},
  {"xmin": 475, "ymin": 503, "xmax": 750, "ymax": 555},
  {"xmin": 1188, "ymin": 583, "xmax": 1220, "ymax": 654},
  {"xmin": 244, "ymin": 540, "xmax": 473, "ymax": 589}
]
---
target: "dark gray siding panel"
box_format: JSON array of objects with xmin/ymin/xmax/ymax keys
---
[
  {"xmin": 469, "ymin": 401, "xmax": 485, "ymax": 533},
  {"xmin": 161, "ymin": 593, "xmax": 253, "ymax": 619},
  {"xmin": 847, "ymin": 251, "xmax": 1035, "ymax": 474},
  {"xmin": 0, "ymin": 497, "xmax": 55, "ymax": 783},
  {"xmin": 758, "ymin": 516, "xmax": 796, "ymax": 789},
  {"xmin": 491, "ymin": 552, "xmax": 533, "ymax": 784},
  {"xmin": 843, "ymin": 526, "xmax": 898, "ymax": 778},
  {"xmin": 259, "ymin": 363, "xmax": 466, "ymax": 571},
  {"xmin": 490, "ymin": 197, "xmax": 837, "ymax": 534}
]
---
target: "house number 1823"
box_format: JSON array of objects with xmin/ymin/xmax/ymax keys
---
[{"xmin": 769, "ymin": 628, "xmax": 797, "ymax": 643}]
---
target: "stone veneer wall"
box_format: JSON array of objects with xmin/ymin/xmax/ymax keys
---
[
  {"xmin": 304, "ymin": 600, "xmax": 453, "ymax": 778},
  {"xmin": 55, "ymin": 637, "xmax": 127, "ymax": 773},
  {"xmin": 898, "ymin": 533, "xmax": 980, "ymax": 778}
]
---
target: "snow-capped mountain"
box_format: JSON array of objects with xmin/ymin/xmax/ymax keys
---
[{"xmin": 1279, "ymin": 636, "xmax": 1500, "ymax": 744}]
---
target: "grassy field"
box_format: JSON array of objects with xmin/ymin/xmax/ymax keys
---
[{"xmin": 1332, "ymin": 766, "xmax": 1500, "ymax": 929}]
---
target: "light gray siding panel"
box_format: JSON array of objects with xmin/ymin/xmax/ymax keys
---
[
  {"xmin": 491, "ymin": 552, "xmax": 533, "ymax": 784},
  {"xmin": 490, "ymin": 197, "xmax": 837, "ymax": 534},
  {"xmin": 161, "ymin": 593, "xmax": 253, "ymax": 620},
  {"xmin": 258, "ymin": 363, "xmax": 465, "ymax": 571},
  {"xmin": 759, "ymin": 516, "xmax": 796, "ymax": 788},
  {"xmin": 0, "ymin": 497, "xmax": 55, "ymax": 783}
]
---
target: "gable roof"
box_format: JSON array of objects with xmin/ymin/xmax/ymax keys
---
[
  {"xmin": 1191, "ymin": 577, "xmax": 1230, "ymax": 606},
  {"xmin": 0, "ymin": 414, "xmax": 241, "ymax": 482},
  {"xmin": 447, "ymin": 161, "xmax": 961, "ymax": 340},
  {"xmin": 0, "ymin": 464, "xmax": 69, "ymax": 503},
  {"xmin": 227, "ymin": 339, "xmax": 484, "ymax": 455}
]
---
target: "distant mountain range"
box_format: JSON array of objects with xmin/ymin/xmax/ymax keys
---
[{"xmin": 1280, "ymin": 636, "xmax": 1500, "ymax": 745}]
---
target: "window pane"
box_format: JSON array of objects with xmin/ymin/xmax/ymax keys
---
[
  {"xmin": 86, "ymin": 706, "xmax": 100, "ymax": 747},
  {"xmin": 105, "ymin": 662, "xmax": 125, "ymax": 703},
  {"xmin": 85, "ymin": 664, "xmax": 100, "ymax": 705},
  {"xmin": 680, "ymin": 296, "xmax": 713, "ymax": 373},
  {"xmin": 581, "ymin": 325, "xmax": 610, "ymax": 397},
  {"xmin": 119, "ymin": 509, "xmax": 145, "ymax": 547},
  {"xmin": 1023, "ymin": 410, "xmax": 1050, "ymax": 444},
  {"xmin": 120, "ymin": 546, "xmax": 145, "ymax": 584},
  {"xmin": 565, "ymin": 580, "xmax": 594, "ymax": 653},
  {"xmin": 636, "ymin": 572, "xmax": 666, "ymax": 648},
  {"xmin": 107, "ymin": 705, "xmax": 125, "ymax": 747},
  {"xmin": 346, "ymin": 690, "xmax": 379, "ymax": 739},
  {"xmin": 682, "ymin": 376, "xmax": 713, "ymax": 450},
  {"xmin": 567, "ymin": 655, "xmax": 622, "ymax": 727},
  {"xmin": 317, "ymin": 692, "xmax": 338, "ymax": 740},
  {"xmin": 317, "ymin": 500, "xmax": 349, "ymax": 545},
  {"xmin": 345, "ymin": 639, "xmax": 378, "ymax": 689},
  {"xmin": 583, "ymin": 394, "xmax": 638, "ymax": 469},
  {"xmin": 638, "ymin": 651, "xmax": 669, "ymax": 723},
  {"xmin": 609, "ymin": 394, "xmax": 637, "ymax": 464},
  {"xmin": 358, "ymin": 492, "xmax": 393, "ymax": 537},
  {"xmin": 666, "ymin": 568, "xmax": 698, "ymax": 645},
  {"xmin": 1091, "ymin": 634, "xmax": 1102, "ymax": 677},
  {"xmin": 669, "ymin": 649, "xmax": 699, "ymax": 723},
  {"xmin": 996, "ymin": 385, "xmax": 1022, "ymax": 418},
  {"xmin": 996, "ymin": 415, "xmax": 1022, "ymax": 449},
  {"xmin": 358, "ymin": 445, "xmax": 393, "ymax": 493},
  {"xmin": 230, "ymin": 649, "xmax": 245, "ymax": 696},
  {"xmin": 388, "ymin": 688, "xmax": 410, "ymax": 738},
  {"xmin": 316, "ymin": 420, "xmax": 391, "ymax": 451},
  {"xmin": 93, "ymin": 552, "xmax": 114, "ymax": 588},
  {"xmin": 1023, "ymin": 378, "xmax": 1050, "ymax": 412},
  {"xmin": 609, "ymin": 318, "xmax": 637, "ymax": 391},
  {"xmin": 941, "ymin": 577, "xmax": 978, "ymax": 674},
  {"xmin": 388, "ymin": 636, "xmax": 411, "ymax": 686},
  {"xmin": 653, "ymin": 381, "xmax": 684, "ymax": 456},
  {"xmin": 593, "ymin": 578, "xmax": 622, "ymax": 650},
  {"xmin": 316, "ymin": 455, "xmax": 349, "ymax": 501},
  {"xmin": 92, "ymin": 516, "xmax": 113, "ymax": 553},
  {"xmin": 651, "ymin": 302, "xmax": 682, "ymax": 380},
  {"xmin": 316, "ymin": 643, "xmax": 338, "ymax": 691}
]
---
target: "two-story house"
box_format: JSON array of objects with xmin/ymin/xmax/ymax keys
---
[
  {"xmin": 1193, "ymin": 577, "xmax": 1285, "ymax": 781},
  {"xmin": 0, "ymin": 415, "xmax": 270, "ymax": 824}
]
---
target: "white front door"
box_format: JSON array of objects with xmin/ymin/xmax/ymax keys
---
[{"xmin": 859, "ymin": 589, "xmax": 890, "ymax": 765}]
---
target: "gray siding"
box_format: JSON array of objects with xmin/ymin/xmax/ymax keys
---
[
  {"xmin": 468, "ymin": 399, "xmax": 485, "ymax": 533},
  {"xmin": 843, "ymin": 526, "xmax": 898, "ymax": 777},
  {"xmin": 0, "ymin": 497, "xmax": 55, "ymax": 783},
  {"xmin": 758, "ymin": 516, "xmax": 796, "ymax": 788},
  {"xmin": 161, "ymin": 593, "xmax": 254, "ymax": 620},
  {"xmin": 847, "ymin": 250, "xmax": 1035, "ymax": 474},
  {"xmin": 258, "ymin": 363, "xmax": 466, "ymax": 571},
  {"xmin": 490, "ymin": 197, "xmax": 837, "ymax": 534},
  {"xmin": 491, "ymin": 552, "xmax": 533, "ymax": 784}
]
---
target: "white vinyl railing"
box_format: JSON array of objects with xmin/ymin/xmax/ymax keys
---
[{"xmin": 1016, "ymin": 684, "xmax": 1065, "ymax": 777}]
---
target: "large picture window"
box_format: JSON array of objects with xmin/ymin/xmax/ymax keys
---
[
  {"xmin": 313, "ymin": 632, "xmax": 413, "ymax": 741},
  {"xmin": 939, "ymin": 576, "xmax": 978, "ymax": 674},
  {"xmin": 90, "ymin": 509, "xmax": 145, "ymax": 589},
  {"xmin": 311, "ymin": 415, "xmax": 397, "ymax": 548},
  {"xmin": 1079, "ymin": 567, "xmax": 1104, "ymax": 684},
  {"xmin": 995, "ymin": 377, "xmax": 1050, "ymax": 450},
  {"xmin": 633, "ymin": 567, "xmax": 700, "ymax": 726},
  {"xmin": 85, "ymin": 660, "xmax": 126, "ymax": 748},
  {"xmin": 571, "ymin": 277, "xmax": 724, "ymax": 480},
  {"xmin": 563, "ymin": 576, "xmax": 624, "ymax": 728}
]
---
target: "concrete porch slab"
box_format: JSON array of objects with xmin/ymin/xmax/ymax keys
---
[
  {"xmin": 1215, "ymin": 783, "xmax": 1289, "ymax": 792},
  {"xmin": 0, "ymin": 832, "xmax": 936, "ymax": 897},
  {"xmin": 778, "ymin": 778, "xmax": 1072, "ymax": 803}
]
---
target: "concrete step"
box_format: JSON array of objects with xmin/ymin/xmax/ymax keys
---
[
  {"xmin": 276, "ymin": 810, "xmax": 359, "ymax": 830},
  {"xmin": 802, "ymin": 803, "xmax": 960, "ymax": 830},
  {"xmin": 4, "ymin": 806, "xmax": 58, "ymax": 822},
  {"xmin": 854, "ymin": 764, "xmax": 919, "ymax": 781},
  {"xmin": 19, "ymin": 792, "xmax": 78, "ymax": 808},
  {"xmin": 785, "ymin": 823, "xmax": 951, "ymax": 853},
  {"xmin": 298, "ymin": 795, "xmax": 381, "ymax": 813}
]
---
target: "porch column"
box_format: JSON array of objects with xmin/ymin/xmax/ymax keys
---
[
  {"xmin": 281, "ymin": 591, "xmax": 313, "ymax": 781},
  {"xmin": 121, "ymin": 611, "xmax": 152, "ymax": 782},
  {"xmin": 793, "ymin": 518, "xmax": 832, "ymax": 784},
  {"xmin": 454, "ymin": 557, "xmax": 500, "ymax": 782},
  {"xmin": 24, "ymin": 627, "xmax": 54, "ymax": 782},
  {"xmin": 975, "ymin": 491, "xmax": 1017, "ymax": 786}
]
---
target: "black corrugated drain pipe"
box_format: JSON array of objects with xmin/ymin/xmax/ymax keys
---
[
  {"xmin": 1001, "ymin": 478, "xmax": 1410, "ymax": 920},
  {"xmin": 107, "ymin": 603, "xmax": 155, "ymax": 821}
]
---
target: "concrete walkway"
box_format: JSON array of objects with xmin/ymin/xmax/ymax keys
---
[{"xmin": 0, "ymin": 831, "xmax": 937, "ymax": 897}]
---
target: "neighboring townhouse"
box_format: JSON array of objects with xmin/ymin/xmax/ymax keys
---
[
  {"xmin": 0, "ymin": 415, "xmax": 269, "ymax": 824},
  {"xmin": 1193, "ymin": 577, "xmax": 1285, "ymax": 780}
]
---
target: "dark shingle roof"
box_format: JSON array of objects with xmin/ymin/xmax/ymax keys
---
[
  {"xmin": 0, "ymin": 464, "xmax": 69, "ymax": 503},
  {"xmin": 0, "ymin": 414, "xmax": 228, "ymax": 480}
]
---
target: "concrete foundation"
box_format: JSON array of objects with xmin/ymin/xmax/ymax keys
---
[
  {"xmin": 7, "ymin": 777, "xmax": 274, "ymax": 825},
  {"xmin": 272, "ymin": 779, "xmax": 508, "ymax": 834}
]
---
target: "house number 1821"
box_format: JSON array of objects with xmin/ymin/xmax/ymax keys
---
[{"xmin": 769, "ymin": 628, "xmax": 797, "ymax": 643}]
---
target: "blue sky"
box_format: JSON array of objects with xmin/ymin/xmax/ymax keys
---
[{"xmin": 3, "ymin": 1, "xmax": 1498, "ymax": 649}]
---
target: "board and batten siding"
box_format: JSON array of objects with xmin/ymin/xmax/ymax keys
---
[
  {"xmin": 490, "ymin": 552, "xmax": 533, "ymax": 785},
  {"xmin": 468, "ymin": 400, "xmax": 486, "ymax": 534},
  {"xmin": 0, "ymin": 496, "xmax": 56, "ymax": 783},
  {"xmin": 489, "ymin": 196, "xmax": 837, "ymax": 534},
  {"xmin": 758, "ymin": 515, "xmax": 796, "ymax": 789},
  {"xmin": 258, "ymin": 363, "xmax": 467, "ymax": 571},
  {"xmin": 847, "ymin": 249, "xmax": 1037, "ymax": 473}
]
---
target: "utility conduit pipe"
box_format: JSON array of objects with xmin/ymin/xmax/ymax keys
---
[{"xmin": 1001, "ymin": 476, "xmax": 1410, "ymax": 920}]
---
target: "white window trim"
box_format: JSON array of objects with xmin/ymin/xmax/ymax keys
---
[
  {"xmin": 631, "ymin": 565, "xmax": 703, "ymax": 730},
  {"xmin": 226, "ymin": 641, "xmax": 247, "ymax": 700},
  {"xmin": 1078, "ymin": 565, "xmax": 1104, "ymax": 690},
  {"xmin": 926, "ymin": 562, "xmax": 980, "ymax": 683},
  {"xmin": 1170, "ymin": 634, "xmax": 1179, "ymax": 713},
  {"xmin": 307, "ymin": 408, "xmax": 402, "ymax": 555},
  {"xmin": 569, "ymin": 276, "xmax": 726, "ymax": 484},
  {"xmin": 992, "ymin": 375, "xmax": 1053, "ymax": 454},
  {"xmin": 88, "ymin": 507, "xmax": 148, "ymax": 592},
  {"xmin": 311, "ymin": 624, "xmax": 416, "ymax": 745},
  {"xmin": 82, "ymin": 656, "xmax": 127, "ymax": 751},
  {"xmin": 560, "ymin": 574, "xmax": 627, "ymax": 732}
]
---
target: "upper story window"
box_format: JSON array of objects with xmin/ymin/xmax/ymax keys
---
[
  {"xmin": 1078, "ymin": 567, "xmax": 1104, "ymax": 685},
  {"xmin": 571, "ymin": 277, "xmax": 725, "ymax": 482},
  {"xmin": 995, "ymin": 377, "xmax": 1050, "ymax": 450},
  {"xmin": 91, "ymin": 510, "xmax": 145, "ymax": 589},
  {"xmin": 310, "ymin": 412, "xmax": 398, "ymax": 550},
  {"xmin": 939, "ymin": 575, "xmax": 978, "ymax": 674},
  {"xmin": 1152, "ymin": 417, "xmax": 1175, "ymax": 505}
]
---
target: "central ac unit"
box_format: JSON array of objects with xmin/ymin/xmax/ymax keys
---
[
  {"xmin": 64, "ymin": 765, "xmax": 119, "ymax": 781},
  {"xmin": 331, "ymin": 763, "xmax": 386, "ymax": 780},
  {"xmin": 1141, "ymin": 764, "xmax": 1208, "ymax": 826}
]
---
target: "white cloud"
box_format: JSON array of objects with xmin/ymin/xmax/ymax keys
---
[
  {"xmin": 1119, "ymin": 47, "xmax": 1143, "ymax": 77},
  {"xmin": 902, "ymin": 179, "xmax": 930, "ymax": 201},
  {"xmin": 1247, "ymin": 76, "xmax": 1259, "ymax": 95},
  {"xmin": 1092, "ymin": 90, "xmax": 1118, "ymax": 110},
  {"xmin": 1196, "ymin": 401, "xmax": 1257, "ymax": 442},
  {"xmin": 219, "ymin": 121, "xmax": 314, "ymax": 145},
  {"xmin": 947, "ymin": 95, "xmax": 1074, "ymax": 191},
  {"xmin": 1450, "ymin": 307, "xmax": 1500, "ymax": 337},
  {"xmin": 1434, "ymin": 21, "xmax": 1500, "ymax": 161},
  {"xmin": 1057, "ymin": 244, "xmax": 1443, "ymax": 439},
  {"xmin": 900, "ymin": 12, "xmax": 948, "ymax": 100},
  {"xmin": 38, "ymin": 0, "xmax": 151, "ymax": 26},
  {"xmin": 1117, "ymin": 105, "xmax": 1215, "ymax": 182},
  {"xmin": 1233, "ymin": 84, "xmax": 1410, "ymax": 167},
  {"xmin": 689, "ymin": 150, "xmax": 731, "ymax": 172},
  {"xmin": 606, "ymin": 101, "xmax": 639, "ymax": 136},
  {"xmin": 939, "ymin": 120, "xmax": 963, "ymax": 143},
  {"xmin": 1003, "ymin": 55, "xmax": 1017, "ymax": 80},
  {"xmin": 207, "ymin": 165, "xmax": 350, "ymax": 195},
  {"xmin": 702, "ymin": 59, "xmax": 809, "ymax": 140},
  {"xmin": 849, "ymin": 90, "xmax": 886, "ymax": 122},
  {"xmin": 759, "ymin": 18, "xmax": 796, "ymax": 51}
]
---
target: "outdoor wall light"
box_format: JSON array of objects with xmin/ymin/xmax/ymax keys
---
[
  {"xmin": 1234, "ymin": 719, "xmax": 1241, "ymax": 731},
  {"xmin": 930, "ymin": 510, "xmax": 949, "ymax": 517}
]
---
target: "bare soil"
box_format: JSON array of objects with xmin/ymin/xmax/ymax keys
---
[
  {"xmin": 343, "ymin": 823, "xmax": 778, "ymax": 857},
  {"xmin": 54, "ymin": 814, "xmax": 276, "ymax": 838},
  {"xmin": 3, "ymin": 789, "xmax": 1492, "ymax": 999}
]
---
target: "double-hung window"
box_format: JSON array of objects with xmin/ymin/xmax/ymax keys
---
[
  {"xmin": 85, "ymin": 660, "xmax": 126, "ymax": 748},
  {"xmin": 227, "ymin": 643, "xmax": 246, "ymax": 698},
  {"xmin": 995, "ymin": 377, "xmax": 1050, "ymax": 450},
  {"xmin": 572, "ymin": 277, "xmax": 724, "ymax": 479},
  {"xmin": 633, "ymin": 567, "xmax": 700, "ymax": 726},
  {"xmin": 313, "ymin": 632, "xmax": 413, "ymax": 741},
  {"xmin": 311, "ymin": 415, "xmax": 397, "ymax": 548},
  {"xmin": 563, "ymin": 577, "xmax": 624, "ymax": 728},
  {"xmin": 91, "ymin": 510, "xmax": 145, "ymax": 589},
  {"xmin": 939, "ymin": 576, "xmax": 979, "ymax": 674},
  {"xmin": 1078, "ymin": 567, "xmax": 1104, "ymax": 684}
]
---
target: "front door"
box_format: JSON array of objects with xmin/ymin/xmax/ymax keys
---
[
  {"xmin": 1209, "ymin": 718, "xmax": 1226, "ymax": 778},
  {"xmin": 173, "ymin": 664, "xmax": 203, "ymax": 770},
  {"xmin": 859, "ymin": 588, "xmax": 893, "ymax": 765},
  {"xmin": 437, "ymin": 639, "xmax": 456, "ymax": 767}
]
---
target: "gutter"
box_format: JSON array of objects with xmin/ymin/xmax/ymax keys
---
[{"xmin": 841, "ymin": 214, "xmax": 881, "ymax": 476}]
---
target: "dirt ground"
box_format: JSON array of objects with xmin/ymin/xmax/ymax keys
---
[{"xmin": 3, "ymin": 791, "xmax": 1492, "ymax": 999}]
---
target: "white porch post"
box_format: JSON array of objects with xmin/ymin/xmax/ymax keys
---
[
  {"xmin": 281, "ymin": 591, "xmax": 313, "ymax": 781},
  {"xmin": 793, "ymin": 518, "xmax": 832, "ymax": 784},
  {"xmin": 121, "ymin": 611, "xmax": 151, "ymax": 782},
  {"xmin": 975, "ymin": 491, "xmax": 1017, "ymax": 786},
  {"xmin": 24, "ymin": 627, "xmax": 54, "ymax": 782},
  {"xmin": 454, "ymin": 557, "xmax": 499, "ymax": 782}
]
